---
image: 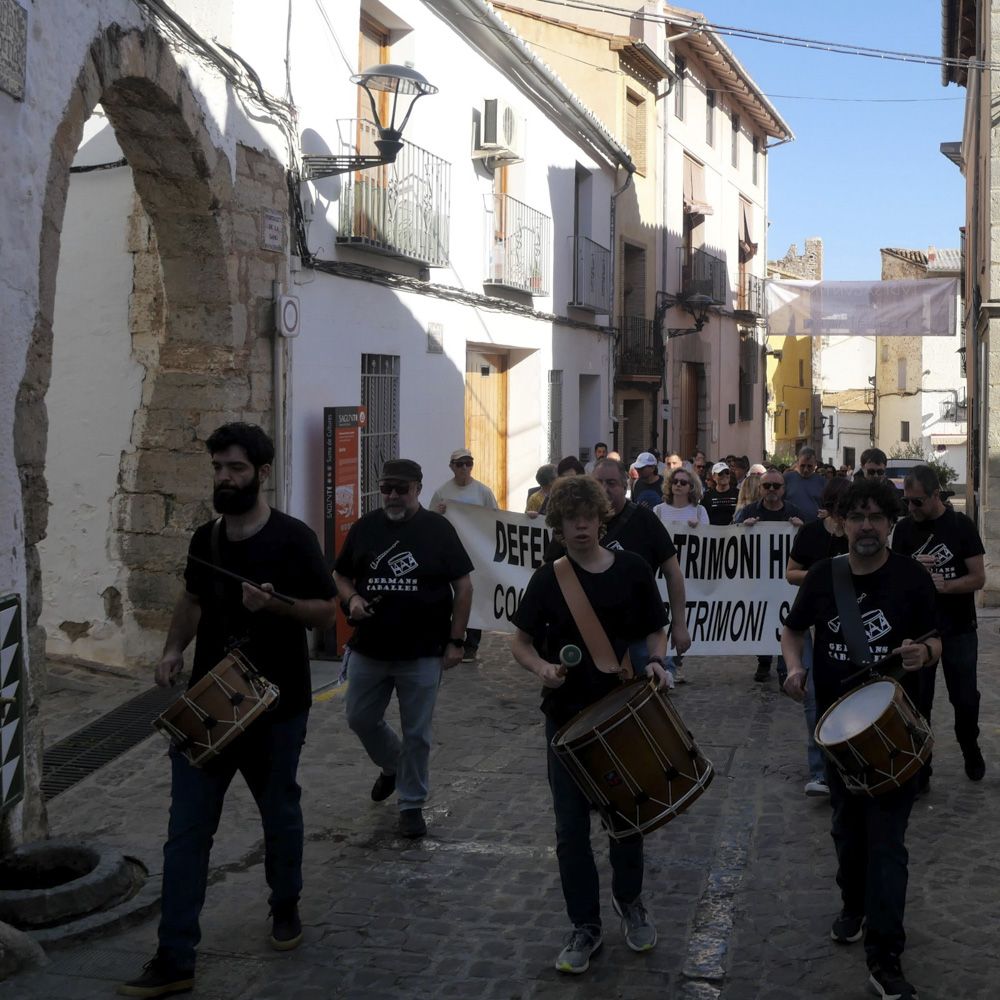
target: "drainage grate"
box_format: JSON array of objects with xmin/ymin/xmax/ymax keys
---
[{"xmin": 42, "ymin": 685, "xmax": 178, "ymax": 800}]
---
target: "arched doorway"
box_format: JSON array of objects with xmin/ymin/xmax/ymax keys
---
[{"xmin": 13, "ymin": 24, "xmax": 287, "ymax": 839}]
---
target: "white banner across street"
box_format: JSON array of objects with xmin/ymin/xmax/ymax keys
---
[{"xmin": 444, "ymin": 505, "xmax": 800, "ymax": 656}]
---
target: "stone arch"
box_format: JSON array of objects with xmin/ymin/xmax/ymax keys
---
[{"xmin": 14, "ymin": 23, "xmax": 286, "ymax": 835}]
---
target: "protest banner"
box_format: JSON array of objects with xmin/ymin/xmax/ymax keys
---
[{"xmin": 444, "ymin": 504, "xmax": 800, "ymax": 656}]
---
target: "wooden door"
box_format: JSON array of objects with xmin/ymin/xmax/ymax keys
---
[
  {"xmin": 356, "ymin": 15, "xmax": 390, "ymax": 241},
  {"xmin": 465, "ymin": 349, "xmax": 508, "ymax": 508},
  {"xmin": 679, "ymin": 362, "xmax": 700, "ymax": 461}
]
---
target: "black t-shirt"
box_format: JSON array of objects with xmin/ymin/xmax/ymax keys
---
[
  {"xmin": 701, "ymin": 487, "xmax": 740, "ymax": 525},
  {"xmin": 512, "ymin": 551, "xmax": 669, "ymax": 726},
  {"xmin": 789, "ymin": 518, "xmax": 848, "ymax": 569},
  {"xmin": 734, "ymin": 499, "xmax": 803, "ymax": 523},
  {"xmin": 785, "ymin": 552, "xmax": 938, "ymax": 716},
  {"xmin": 184, "ymin": 510, "xmax": 336, "ymax": 719},
  {"xmin": 334, "ymin": 507, "xmax": 474, "ymax": 659},
  {"xmin": 632, "ymin": 477, "xmax": 664, "ymax": 509},
  {"xmin": 891, "ymin": 508, "xmax": 985, "ymax": 636},
  {"xmin": 545, "ymin": 501, "xmax": 677, "ymax": 572}
]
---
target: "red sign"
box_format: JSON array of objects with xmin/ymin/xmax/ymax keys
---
[{"xmin": 323, "ymin": 406, "xmax": 366, "ymax": 655}]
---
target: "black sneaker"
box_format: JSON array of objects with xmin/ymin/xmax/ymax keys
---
[
  {"xmin": 371, "ymin": 771, "xmax": 396, "ymax": 801},
  {"xmin": 753, "ymin": 666, "xmax": 770, "ymax": 682},
  {"xmin": 399, "ymin": 807, "xmax": 427, "ymax": 839},
  {"xmin": 914, "ymin": 771, "xmax": 931, "ymax": 799},
  {"xmin": 462, "ymin": 644, "xmax": 478, "ymax": 662},
  {"xmin": 118, "ymin": 954, "xmax": 194, "ymax": 998},
  {"xmin": 830, "ymin": 909, "xmax": 865, "ymax": 943},
  {"xmin": 963, "ymin": 745, "xmax": 986, "ymax": 782},
  {"xmin": 868, "ymin": 954, "xmax": 918, "ymax": 999},
  {"xmin": 269, "ymin": 901, "xmax": 303, "ymax": 951}
]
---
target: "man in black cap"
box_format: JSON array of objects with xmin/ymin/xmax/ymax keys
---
[{"xmin": 333, "ymin": 459, "xmax": 474, "ymax": 839}]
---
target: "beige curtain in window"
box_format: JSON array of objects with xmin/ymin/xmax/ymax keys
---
[
  {"xmin": 683, "ymin": 155, "xmax": 713, "ymax": 216},
  {"xmin": 739, "ymin": 201, "xmax": 758, "ymax": 263}
]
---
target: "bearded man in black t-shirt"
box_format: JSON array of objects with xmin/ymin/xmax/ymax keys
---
[
  {"xmin": 892, "ymin": 464, "xmax": 987, "ymax": 785},
  {"xmin": 333, "ymin": 459, "xmax": 473, "ymax": 841},
  {"xmin": 781, "ymin": 478, "xmax": 940, "ymax": 1000},
  {"xmin": 121, "ymin": 424, "xmax": 338, "ymax": 999},
  {"xmin": 512, "ymin": 475, "xmax": 670, "ymax": 976}
]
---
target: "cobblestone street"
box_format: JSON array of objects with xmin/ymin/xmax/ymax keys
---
[{"xmin": 5, "ymin": 621, "xmax": 1000, "ymax": 1000}]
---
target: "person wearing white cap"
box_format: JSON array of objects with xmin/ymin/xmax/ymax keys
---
[
  {"xmin": 630, "ymin": 452, "xmax": 664, "ymax": 509},
  {"xmin": 701, "ymin": 462, "xmax": 740, "ymax": 525},
  {"xmin": 430, "ymin": 448, "xmax": 497, "ymax": 661}
]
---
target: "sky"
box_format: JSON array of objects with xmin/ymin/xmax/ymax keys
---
[{"xmin": 693, "ymin": 2, "xmax": 966, "ymax": 280}]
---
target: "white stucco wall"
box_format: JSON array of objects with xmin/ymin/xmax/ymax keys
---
[
  {"xmin": 820, "ymin": 336, "xmax": 875, "ymax": 393},
  {"xmin": 35, "ymin": 115, "xmax": 144, "ymax": 666}
]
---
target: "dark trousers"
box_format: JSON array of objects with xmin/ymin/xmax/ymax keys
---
[
  {"xmin": 465, "ymin": 628, "xmax": 482, "ymax": 650},
  {"xmin": 827, "ymin": 762, "xmax": 916, "ymax": 964},
  {"xmin": 918, "ymin": 631, "xmax": 980, "ymax": 773},
  {"xmin": 158, "ymin": 709, "xmax": 308, "ymax": 969},
  {"xmin": 545, "ymin": 716, "xmax": 643, "ymax": 929}
]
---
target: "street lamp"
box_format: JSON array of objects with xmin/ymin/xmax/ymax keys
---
[
  {"xmin": 303, "ymin": 64, "xmax": 438, "ymax": 180},
  {"xmin": 655, "ymin": 291, "xmax": 716, "ymax": 340}
]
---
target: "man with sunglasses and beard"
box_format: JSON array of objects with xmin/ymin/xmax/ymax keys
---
[
  {"xmin": 892, "ymin": 464, "xmax": 986, "ymax": 789},
  {"xmin": 121, "ymin": 423, "xmax": 339, "ymax": 999},
  {"xmin": 782, "ymin": 478, "xmax": 940, "ymax": 1000},
  {"xmin": 334, "ymin": 459, "xmax": 473, "ymax": 840}
]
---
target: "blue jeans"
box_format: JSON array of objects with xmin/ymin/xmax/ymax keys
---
[
  {"xmin": 345, "ymin": 651, "xmax": 442, "ymax": 810},
  {"xmin": 545, "ymin": 716, "xmax": 643, "ymax": 929},
  {"xmin": 827, "ymin": 761, "xmax": 916, "ymax": 964},
  {"xmin": 802, "ymin": 635, "xmax": 826, "ymax": 780},
  {"xmin": 158, "ymin": 709, "xmax": 309, "ymax": 969}
]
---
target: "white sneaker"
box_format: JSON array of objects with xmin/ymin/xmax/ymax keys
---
[{"xmin": 805, "ymin": 777, "xmax": 829, "ymax": 797}]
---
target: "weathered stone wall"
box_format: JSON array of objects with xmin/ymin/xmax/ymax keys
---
[{"xmin": 767, "ymin": 237, "xmax": 823, "ymax": 281}]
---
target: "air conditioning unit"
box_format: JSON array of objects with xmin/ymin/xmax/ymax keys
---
[{"xmin": 475, "ymin": 98, "xmax": 525, "ymax": 163}]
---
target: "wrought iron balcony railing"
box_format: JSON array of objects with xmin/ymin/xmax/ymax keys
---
[
  {"xmin": 333, "ymin": 120, "xmax": 450, "ymax": 268},
  {"xmin": 678, "ymin": 246, "xmax": 727, "ymax": 304},
  {"xmin": 616, "ymin": 315, "xmax": 663, "ymax": 379},
  {"xmin": 569, "ymin": 235, "xmax": 612, "ymax": 313},
  {"xmin": 485, "ymin": 193, "xmax": 551, "ymax": 296},
  {"xmin": 737, "ymin": 272, "xmax": 765, "ymax": 316}
]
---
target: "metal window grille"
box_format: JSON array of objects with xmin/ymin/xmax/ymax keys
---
[
  {"xmin": 548, "ymin": 371, "xmax": 563, "ymax": 462},
  {"xmin": 360, "ymin": 354, "xmax": 400, "ymax": 515}
]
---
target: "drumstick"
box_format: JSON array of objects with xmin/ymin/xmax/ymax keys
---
[
  {"xmin": 839, "ymin": 630, "xmax": 938, "ymax": 687},
  {"xmin": 559, "ymin": 645, "xmax": 582, "ymax": 669},
  {"xmin": 185, "ymin": 554, "xmax": 296, "ymax": 605}
]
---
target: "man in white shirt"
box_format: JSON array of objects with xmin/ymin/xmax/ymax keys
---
[{"xmin": 431, "ymin": 449, "xmax": 498, "ymax": 660}]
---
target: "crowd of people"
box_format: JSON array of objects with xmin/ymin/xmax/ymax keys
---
[{"xmin": 119, "ymin": 426, "xmax": 986, "ymax": 1000}]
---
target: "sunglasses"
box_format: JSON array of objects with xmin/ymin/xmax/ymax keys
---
[
  {"xmin": 672, "ymin": 479, "xmax": 691, "ymax": 486},
  {"xmin": 904, "ymin": 496, "xmax": 927, "ymax": 507},
  {"xmin": 379, "ymin": 482, "xmax": 412, "ymax": 495},
  {"xmin": 761, "ymin": 482, "xmax": 782, "ymax": 491},
  {"xmin": 865, "ymin": 468, "xmax": 886, "ymax": 477},
  {"xmin": 451, "ymin": 460, "xmax": 473, "ymax": 468},
  {"xmin": 715, "ymin": 470, "xmax": 730, "ymax": 476}
]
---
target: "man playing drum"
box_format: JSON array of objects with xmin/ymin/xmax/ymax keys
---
[
  {"xmin": 511, "ymin": 475, "xmax": 671, "ymax": 975},
  {"xmin": 120, "ymin": 424, "xmax": 338, "ymax": 999},
  {"xmin": 782, "ymin": 477, "xmax": 940, "ymax": 1000}
]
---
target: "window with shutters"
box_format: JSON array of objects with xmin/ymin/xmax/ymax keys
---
[
  {"xmin": 706, "ymin": 89, "xmax": 715, "ymax": 146},
  {"xmin": 738, "ymin": 329, "xmax": 758, "ymax": 422},
  {"xmin": 625, "ymin": 90, "xmax": 647, "ymax": 175},
  {"xmin": 901, "ymin": 420, "xmax": 910, "ymax": 443},
  {"xmin": 360, "ymin": 354, "xmax": 400, "ymax": 514}
]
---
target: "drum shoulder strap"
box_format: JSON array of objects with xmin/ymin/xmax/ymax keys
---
[
  {"xmin": 552, "ymin": 557, "xmax": 631, "ymax": 677},
  {"xmin": 831, "ymin": 554, "xmax": 871, "ymax": 666},
  {"xmin": 602, "ymin": 501, "xmax": 636, "ymax": 549}
]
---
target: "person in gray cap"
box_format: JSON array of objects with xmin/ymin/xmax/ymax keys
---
[
  {"xmin": 333, "ymin": 459, "xmax": 474, "ymax": 839},
  {"xmin": 429, "ymin": 449, "xmax": 497, "ymax": 662}
]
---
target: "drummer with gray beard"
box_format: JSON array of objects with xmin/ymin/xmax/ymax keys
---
[
  {"xmin": 781, "ymin": 477, "xmax": 939, "ymax": 1000},
  {"xmin": 511, "ymin": 475, "xmax": 669, "ymax": 977}
]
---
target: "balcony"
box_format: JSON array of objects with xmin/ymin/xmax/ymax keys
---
[
  {"xmin": 334, "ymin": 120, "xmax": 450, "ymax": 268},
  {"xmin": 485, "ymin": 193, "xmax": 551, "ymax": 296},
  {"xmin": 736, "ymin": 272, "xmax": 765, "ymax": 317},
  {"xmin": 678, "ymin": 246, "xmax": 727, "ymax": 304},
  {"xmin": 616, "ymin": 316, "xmax": 663, "ymax": 380},
  {"xmin": 569, "ymin": 235, "xmax": 612, "ymax": 313}
]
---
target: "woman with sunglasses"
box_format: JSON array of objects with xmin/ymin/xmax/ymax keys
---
[{"xmin": 653, "ymin": 467, "xmax": 709, "ymax": 530}]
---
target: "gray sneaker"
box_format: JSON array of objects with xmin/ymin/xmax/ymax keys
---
[
  {"xmin": 554, "ymin": 925, "xmax": 602, "ymax": 974},
  {"xmin": 612, "ymin": 896, "xmax": 657, "ymax": 952}
]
